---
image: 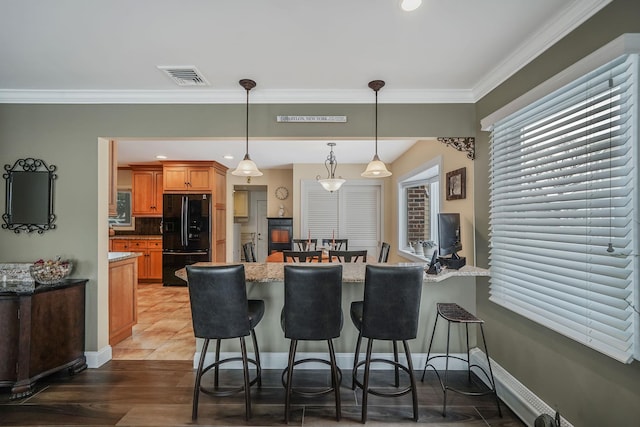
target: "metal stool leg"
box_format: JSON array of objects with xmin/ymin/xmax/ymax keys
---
[
  {"xmin": 421, "ymin": 312, "xmax": 440, "ymax": 381},
  {"xmin": 192, "ymin": 338, "xmax": 210, "ymax": 420},
  {"xmin": 240, "ymin": 337, "xmax": 252, "ymax": 421},
  {"xmin": 251, "ymin": 328, "xmax": 262, "ymax": 388},
  {"xmin": 214, "ymin": 338, "xmax": 221, "ymax": 388},
  {"xmin": 328, "ymin": 339, "xmax": 341, "ymax": 421},
  {"xmin": 403, "ymin": 340, "xmax": 419, "ymax": 422},
  {"xmin": 442, "ymin": 319, "xmax": 452, "ymax": 417},
  {"xmin": 361, "ymin": 338, "xmax": 374, "ymax": 424},
  {"xmin": 352, "ymin": 331, "xmax": 362, "ymax": 390},
  {"xmin": 393, "ymin": 340, "xmax": 400, "ymax": 388},
  {"xmin": 284, "ymin": 339, "xmax": 297, "ymax": 424}
]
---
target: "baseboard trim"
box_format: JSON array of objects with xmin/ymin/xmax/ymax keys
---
[
  {"xmin": 85, "ymin": 346, "xmax": 112, "ymax": 368},
  {"xmin": 192, "ymin": 351, "xmax": 469, "ymax": 371},
  {"xmin": 470, "ymin": 348, "xmax": 573, "ymax": 427}
]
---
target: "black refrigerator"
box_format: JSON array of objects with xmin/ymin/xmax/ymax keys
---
[{"xmin": 162, "ymin": 194, "xmax": 211, "ymax": 286}]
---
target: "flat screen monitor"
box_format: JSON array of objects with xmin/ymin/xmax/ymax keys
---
[{"xmin": 438, "ymin": 213, "xmax": 462, "ymax": 257}]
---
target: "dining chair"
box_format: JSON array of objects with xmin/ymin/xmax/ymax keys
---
[
  {"xmin": 321, "ymin": 238, "xmax": 348, "ymax": 250},
  {"xmin": 329, "ymin": 249, "xmax": 367, "ymax": 263},
  {"xmin": 282, "ymin": 250, "xmax": 323, "ymax": 263},
  {"xmin": 242, "ymin": 241, "xmax": 257, "ymax": 262},
  {"xmin": 378, "ymin": 242, "xmax": 391, "ymax": 263},
  {"xmin": 292, "ymin": 238, "xmax": 317, "ymax": 251}
]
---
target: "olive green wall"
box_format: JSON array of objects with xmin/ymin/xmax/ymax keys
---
[
  {"xmin": 0, "ymin": 103, "xmax": 474, "ymax": 352},
  {"xmin": 474, "ymin": 1, "xmax": 640, "ymax": 426}
]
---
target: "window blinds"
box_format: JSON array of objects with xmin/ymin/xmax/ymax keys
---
[{"xmin": 489, "ymin": 54, "xmax": 638, "ymax": 363}]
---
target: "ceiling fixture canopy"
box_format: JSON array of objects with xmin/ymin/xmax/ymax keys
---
[
  {"xmin": 400, "ymin": 0, "xmax": 422, "ymax": 12},
  {"xmin": 317, "ymin": 143, "xmax": 346, "ymax": 192},
  {"xmin": 362, "ymin": 80, "xmax": 392, "ymax": 178},
  {"xmin": 232, "ymin": 79, "xmax": 263, "ymax": 178}
]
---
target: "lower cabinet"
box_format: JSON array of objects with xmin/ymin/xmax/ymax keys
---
[
  {"xmin": 109, "ymin": 256, "xmax": 138, "ymax": 345},
  {"xmin": 110, "ymin": 238, "xmax": 162, "ymax": 281},
  {"xmin": 0, "ymin": 280, "xmax": 87, "ymax": 399}
]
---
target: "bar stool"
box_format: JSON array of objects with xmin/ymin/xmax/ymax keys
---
[
  {"xmin": 281, "ymin": 264, "xmax": 343, "ymax": 423},
  {"xmin": 420, "ymin": 303, "xmax": 501, "ymax": 417},
  {"xmin": 186, "ymin": 264, "xmax": 264, "ymax": 421},
  {"xmin": 350, "ymin": 264, "xmax": 424, "ymax": 423}
]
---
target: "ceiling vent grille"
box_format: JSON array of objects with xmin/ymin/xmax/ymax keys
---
[{"xmin": 157, "ymin": 66, "xmax": 210, "ymax": 86}]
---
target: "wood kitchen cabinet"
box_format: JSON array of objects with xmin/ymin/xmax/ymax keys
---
[
  {"xmin": 163, "ymin": 161, "xmax": 214, "ymax": 192},
  {"xmin": 233, "ymin": 190, "xmax": 249, "ymax": 217},
  {"xmin": 109, "ymin": 256, "xmax": 138, "ymax": 345},
  {"xmin": 131, "ymin": 166, "xmax": 163, "ymax": 217},
  {"xmin": 110, "ymin": 238, "xmax": 162, "ymax": 281},
  {"xmin": 213, "ymin": 163, "xmax": 227, "ymax": 261}
]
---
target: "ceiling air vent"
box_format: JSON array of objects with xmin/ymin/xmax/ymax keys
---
[{"xmin": 157, "ymin": 66, "xmax": 210, "ymax": 86}]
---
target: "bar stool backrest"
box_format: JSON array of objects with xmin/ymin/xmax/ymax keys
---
[
  {"xmin": 283, "ymin": 265, "xmax": 343, "ymax": 340},
  {"xmin": 242, "ymin": 242, "xmax": 256, "ymax": 262},
  {"xmin": 282, "ymin": 250, "xmax": 323, "ymax": 262},
  {"xmin": 361, "ymin": 265, "xmax": 424, "ymax": 340},
  {"xmin": 186, "ymin": 264, "xmax": 251, "ymax": 339},
  {"xmin": 293, "ymin": 238, "xmax": 317, "ymax": 251},
  {"xmin": 378, "ymin": 242, "xmax": 391, "ymax": 263}
]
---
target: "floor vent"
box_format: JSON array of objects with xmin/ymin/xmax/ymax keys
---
[{"xmin": 157, "ymin": 66, "xmax": 210, "ymax": 86}]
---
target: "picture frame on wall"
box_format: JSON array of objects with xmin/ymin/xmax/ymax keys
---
[{"xmin": 446, "ymin": 167, "xmax": 466, "ymax": 200}]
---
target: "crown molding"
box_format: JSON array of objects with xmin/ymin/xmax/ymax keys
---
[
  {"xmin": 0, "ymin": 88, "xmax": 475, "ymax": 105},
  {"xmin": 472, "ymin": 0, "xmax": 613, "ymax": 102}
]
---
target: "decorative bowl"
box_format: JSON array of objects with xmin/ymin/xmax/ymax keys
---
[{"xmin": 30, "ymin": 260, "xmax": 73, "ymax": 284}]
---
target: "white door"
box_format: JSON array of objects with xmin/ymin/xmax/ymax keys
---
[{"xmin": 256, "ymin": 200, "xmax": 268, "ymax": 261}]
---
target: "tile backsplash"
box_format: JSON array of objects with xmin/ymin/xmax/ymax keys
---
[{"xmin": 114, "ymin": 217, "xmax": 162, "ymax": 236}]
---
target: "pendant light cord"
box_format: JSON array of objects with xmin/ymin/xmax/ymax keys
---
[
  {"xmin": 245, "ymin": 86, "xmax": 249, "ymax": 156},
  {"xmin": 375, "ymin": 88, "xmax": 378, "ymax": 156}
]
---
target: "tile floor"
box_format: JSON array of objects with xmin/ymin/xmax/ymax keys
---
[{"xmin": 112, "ymin": 282, "xmax": 195, "ymax": 360}]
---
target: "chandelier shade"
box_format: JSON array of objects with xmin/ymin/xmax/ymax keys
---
[
  {"xmin": 362, "ymin": 80, "xmax": 392, "ymax": 178},
  {"xmin": 232, "ymin": 79, "xmax": 263, "ymax": 177},
  {"xmin": 317, "ymin": 143, "xmax": 345, "ymax": 192}
]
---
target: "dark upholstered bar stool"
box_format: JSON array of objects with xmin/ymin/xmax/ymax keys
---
[
  {"xmin": 186, "ymin": 264, "xmax": 264, "ymax": 421},
  {"xmin": 281, "ymin": 264, "xmax": 343, "ymax": 423},
  {"xmin": 421, "ymin": 303, "xmax": 501, "ymax": 417},
  {"xmin": 350, "ymin": 264, "xmax": 424, "ymax": 423}
]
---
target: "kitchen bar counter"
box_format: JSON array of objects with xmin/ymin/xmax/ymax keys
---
[{"xmin": 176, "ymin": 262, "xmax": 488, "ymax": 366}]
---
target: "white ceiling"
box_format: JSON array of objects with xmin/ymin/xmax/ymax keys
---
[{"xmin": 0, "ymin": 0, "xmax": 611, "ymax": 166}]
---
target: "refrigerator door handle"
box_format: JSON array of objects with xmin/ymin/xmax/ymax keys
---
[{"xmin": 181, "ymin": 196, "xmax": 188, "ymax": 247}]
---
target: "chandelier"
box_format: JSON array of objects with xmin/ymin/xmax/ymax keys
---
[{"xmin": 317, "ymin": 143, "xmax": 345, "ymax": 192}]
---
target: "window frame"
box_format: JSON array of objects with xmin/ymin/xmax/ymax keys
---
[{"xmin": 397, "ymin": 157, "xmax": 441, "ymax": 262}]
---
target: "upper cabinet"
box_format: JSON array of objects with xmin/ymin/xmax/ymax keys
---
[
  {"xmin": 163, "ymin": 162, "xmax": 213, "ymax": 192},
  {"xmin": 131, "ymin": 166, "xmax": 163, "ymax": 217},
  {"xmin": 233, "ymin": 190, "xmax": 249, "ymax": 217}
]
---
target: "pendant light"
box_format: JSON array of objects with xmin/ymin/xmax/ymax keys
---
[
  {"xmin": 232, "ymin": 79, "xmax": 263, "ymax": 177},
  {"xmin": 362, "ymin": 80, "xmax": 392, "ymax": 178},
  {"xmin": 317, "ymin": 142, "xmax": 346, "ymax": 192},
  {"xmin": 400, "ymin": 0, "xmax": 422, "ymax": 12}
]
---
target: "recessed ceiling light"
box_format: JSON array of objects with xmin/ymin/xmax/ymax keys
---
[
  {"xmin": 156, "ymin": 155, "xmax": 168, "ymax": 159},
  {"xmin": 400, "ymin": 0, "xmax": 422, "ymax": 12},
  {"xmin": 223, "ymin": 155, "xmax": 234, "ymax": 160}
]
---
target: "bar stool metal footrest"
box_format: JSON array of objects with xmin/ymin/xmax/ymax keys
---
[{"xmin": 421, "ymin": 303, "xmax": 501, "ymax": 417}]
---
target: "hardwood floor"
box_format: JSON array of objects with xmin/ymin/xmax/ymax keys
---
[
  {"xmin": 0, "ymin": 283, "xmax": 525, "ymax": 425},
  {"xmin": 1, "ymin": 361, "xmax": 524, "ymax": 426}
]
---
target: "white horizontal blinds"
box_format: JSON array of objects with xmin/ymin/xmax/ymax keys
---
[
  {"xmin": 305, "ymin": 185, "xmax": 339, "ymax": 238},
  {"xmin": 341, "ymin": 185, "xmax": 381, "ymax": 253},
  {"xmin": 489, "ymin": 54, "xmax": 638, "ymax": 363}
]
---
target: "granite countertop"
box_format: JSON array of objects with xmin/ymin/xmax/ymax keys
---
[
  {"xmin": 175, "ymin": 262, "xmax": 489, "ymax": 284},
  {"xmin": 108, "ymin": 252, "xmax": 143, "ymax": 262},
  {"xmin": 110, "ymin": 235, "xmax": 162, "ymax": 240}
]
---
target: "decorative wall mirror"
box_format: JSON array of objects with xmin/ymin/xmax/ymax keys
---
[{"xmin": 2, "ymin": 158, "xmax": 57, "ymax": 234}]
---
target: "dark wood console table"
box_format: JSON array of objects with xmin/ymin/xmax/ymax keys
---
[{"xmin": 0, "ymin": 278, "xmax": 87, "ymax": 399}]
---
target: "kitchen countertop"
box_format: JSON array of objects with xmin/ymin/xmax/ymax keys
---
[
  {"xmin": 175, "ymin": 262, "xmax": 489, "ymax": 284},
  {"xmin": 110, "ymin": 235, "xmax": 162, "ymax": 240},
  {"xmin": 108, "ymin": 252, "xmax": 143, "ymax": 262}
]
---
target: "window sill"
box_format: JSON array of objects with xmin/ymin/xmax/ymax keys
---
[{"xmin": 398, "ymin": 249, "xmax": 436, "ymax": 264}]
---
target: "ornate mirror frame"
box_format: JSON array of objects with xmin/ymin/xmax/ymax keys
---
[{"xmin": 2, "ymin": 158, "xmax": 57, "ymax": 234}]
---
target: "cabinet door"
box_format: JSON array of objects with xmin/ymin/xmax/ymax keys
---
[
  {"xmin": 147, "ymin": 240, "xmax": 163, "ymax": 280},
  {"xmin": 109, "ymin": 259, "xmax": 137, "ymax": 345},
  {"xmin": 186, "ymin": 167, "xmax": 211, "ymax": 191},
  {"xmin": 234, "ymin": 191, "xmax": 249, "ymax": 217},
  {"xmin": 154, "ymin": 172, "xmax": 163, "ymax": 214},
  {"xmin": 132, "ymin": 171, "xmax": 157, "ymax": 216},
  {"xmin": 163, "ymin": 167, "xmax": 189, "ymax": 191}
]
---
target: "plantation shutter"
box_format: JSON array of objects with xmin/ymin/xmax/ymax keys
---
[{"xmin": 489, "ymin": 54, "xmax": 638, "ymax": 363}]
